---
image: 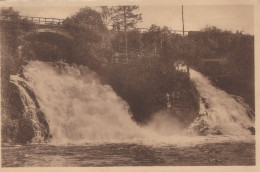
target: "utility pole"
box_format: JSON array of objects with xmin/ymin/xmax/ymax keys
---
[
  {"xmin": 182, "ymin": 5, "xmax": 184, "ymax": 37},
  {"xmin": 182, "ymin": 5, "xmax": 189, "ymax": 75}
]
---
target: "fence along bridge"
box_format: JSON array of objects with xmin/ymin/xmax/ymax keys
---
[
  {"xmin": 19, "ymin": 16, "xmax": 74, "ymax": 39},
  {"xmin": 21, "ymin": 16, "xmax": 65, "ymax": 25}
]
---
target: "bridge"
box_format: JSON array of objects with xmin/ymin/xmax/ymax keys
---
[
  {"xmin": 20, "ymin": 16, "xmax": 74, "ymax": 40},
  {"xmin": 21, "ymin": 16, "xmax": 189, "ymax": 36},
  {"xmin": 21, "ymin": 16, "xmax": 65, "ymax": 25}
]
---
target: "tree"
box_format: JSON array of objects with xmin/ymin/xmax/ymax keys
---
[
  {"xmin": 148, "ymin": 24, "xmax": 161, "ymax": 54},
  {"xmin": 0, "ymin": 7, "xmax": 35, "ymax": 74},
  {"xmin": 62, "ymin": 7, "xmax": 109, "ymax": 66},
  {"xmin": 111, "ymin": 6, "xmax": 142, "ymax": 57},
  {"xmin": 142, "ymin": 25, "xmax": 160, "ymax": 53},
  {"xmin": 0, "ymin": 7, "xmax": 35, "ymax": 52},
  {"xmin": 100, "ymin": 6, "xmax": 114, "ymax": 28},
  {"xmin": 160, "ymin": 26, "xmax": 172, "ymax": 47},
  {"xmin": 63, "ymin": 7, "xmax": 106, "ymax": 36}
]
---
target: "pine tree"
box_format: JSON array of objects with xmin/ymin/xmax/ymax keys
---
[{"xmin": 111, "ymin": 6, "xmax": 142, "ymax": 58}]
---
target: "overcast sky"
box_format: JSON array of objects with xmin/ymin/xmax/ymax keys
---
[{"xmin": 1, "ymin": 2, "xmax": 254, "ymax": 34}]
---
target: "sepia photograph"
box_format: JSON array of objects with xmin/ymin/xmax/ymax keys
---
[{"xmin": 0, "ymin": 0, "xmax": 258, "ymax": 170}]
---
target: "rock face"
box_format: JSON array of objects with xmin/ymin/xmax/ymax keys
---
[{"xmin": 2, "ymin": 80, "xmax": 50, "ymax": 144}]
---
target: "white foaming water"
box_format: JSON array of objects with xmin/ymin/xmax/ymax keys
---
[
  {"xmin": 18, "ymin": 61, "xmax": 151, "ymax": 144},
  {"xmin": 10, "ymin": 61, "xmax": 254, "ymax": 145},
  {"xmin": 187, "ymin": 69, "xmax": 254, "ymax": 137}
]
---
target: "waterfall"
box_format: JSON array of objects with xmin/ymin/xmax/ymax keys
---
[
  {"xmin": 186, "ymin": 69, "xmax": 254, "ymax": 136},
  {"xmin": 9, "ymin": 61, "xmax": 254, "ymax": 145},
  {"xmin": 15, "ymin": 61, "xmax": 147, "ymax": 144}
]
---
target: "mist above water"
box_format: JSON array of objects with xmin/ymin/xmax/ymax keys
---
[{"xmin": 10, "ymin": 61, "xmax": 254, "ymax": 145}]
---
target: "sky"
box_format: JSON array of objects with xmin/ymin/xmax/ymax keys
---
[{"xmin": 0, "ymin": 2, "xmax": 254, "ymax": 34}]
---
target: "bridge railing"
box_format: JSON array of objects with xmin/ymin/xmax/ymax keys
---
[
  {"xmin": 19, "ymin": 16, "xmax": 190, "ymax": 35},
  {"xmin": 21, "ymin": 16, "xmax": 65, "ymax": 25}
]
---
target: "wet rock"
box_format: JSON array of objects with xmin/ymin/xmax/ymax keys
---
[{"xmin": 2, "ymin": 81, "xmax": 51, "ymax": 144}]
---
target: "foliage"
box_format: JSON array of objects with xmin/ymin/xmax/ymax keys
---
[
  {"xmin": 0, "ymin": 7, "xmax": 35, "ymax": 51},
  {"xmin": 111, "ymin": 30, "xmax": 142, "ymax": 53},
  {"xmin": 0, "ymin": 7, "xmax": 35, "ymax": 74},
  {"xmin": 111, "ymin": 6, "xmax": 142, "ymax": 31},
  {"xmin": 62, "ymin": 7, "xmax": 110, "ymax": 68},
  {"xmin": 100, "ymin": 6, "xmax": 114, "ymax": 27},
  {"xmin": 110, "ymin": 6, "xmax": 142, "ymax": 54},
  {"xmin": 63, "ymin": 7, "xmax": 106, "ymax": 33},
  {"xmin": 142, "ymin": 24, "xmax": 161, "ymax": 53}
]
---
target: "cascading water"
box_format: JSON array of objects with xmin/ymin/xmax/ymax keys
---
[
  {"xmin": 10, "ymin": 61, "xmax": 254, "ymax": 145},
  {"xmin": 10, "ymin": 75, "xmax": 47, "ymax": 143},
  {"xmin": 11, "ymin": 61, "xmax": 150, "ymax": 144},
  {"xmin": 186, "ymin": 69, "xmax": 254, "ymax": 137}
]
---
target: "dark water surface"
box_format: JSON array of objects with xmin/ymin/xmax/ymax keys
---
[{"xmin": 2, "ymin": 142, "xmax": 255, "ymax": 167}]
